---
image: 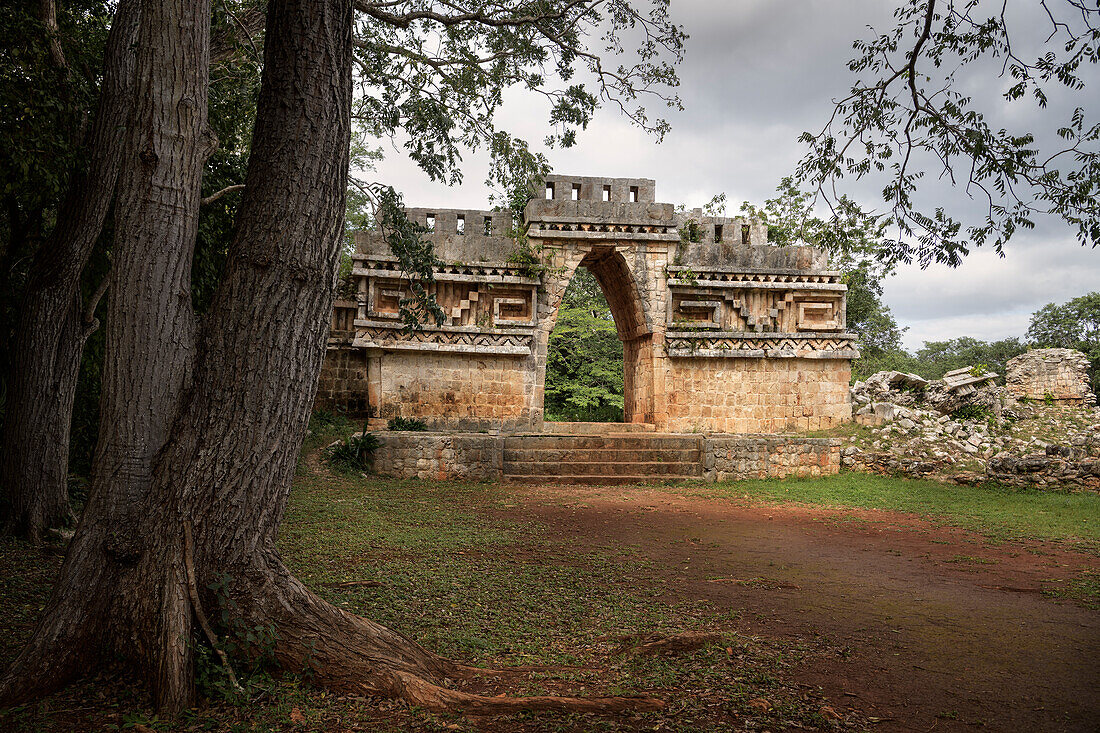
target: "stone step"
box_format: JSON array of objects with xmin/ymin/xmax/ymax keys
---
[
  {"xmin": 505, "ymin": 460, "xmax": 703, "ymax": 477},
  {"xmin": 505, "ymin": 434, "xmax": 703, "ymax": 451},
  {"xmin": 542, "ymin": 421, "xmax": 657, "ymax": 434},
  {"xmin": 503, "ymin": 448, "xmax": 701, "ymax": 463},
  {"xmin": 503, "ymin": 474, "xmax": 701, "ymax": 485}
]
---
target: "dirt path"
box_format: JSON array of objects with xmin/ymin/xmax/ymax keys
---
[{"xmin": 491, "ymin": 485, "xmax": 1100, "ymax": 733}]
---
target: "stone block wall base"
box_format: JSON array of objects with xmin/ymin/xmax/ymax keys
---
[{"xmin": 369, "ymin": 432, "xmax": 841, "ymax": 482}]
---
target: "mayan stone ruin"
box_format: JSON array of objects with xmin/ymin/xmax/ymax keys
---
[
  {"xmin": 317, "ymin": 174, "xmax": 858, "ymax": 441},
  {"xmin": 1006, "ymin": 348, "xmax": 1097, "ymax": 404}
]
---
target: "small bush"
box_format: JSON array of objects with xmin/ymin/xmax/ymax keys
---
[
  {"xmin": 311, "ymin": 408, "xmax": 353, "ymax": 432},
  {"xmin": 508, "ymin": 244, "xmax": 545, "ymax": 278},
  {"xmin": 950, "ymin": 404, "xmax": 993, "ymax": 422},
  {"xmin": 327, "ymin": 432, "xmax": 380, "ymax": 471},
  {"xmin": 388, "ymin": 416, "xmax": 428, "ymax": 431}
]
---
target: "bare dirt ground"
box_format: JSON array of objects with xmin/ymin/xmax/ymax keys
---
[{"xmin": 490, "ymin": 484, "xmax": 1100, "ymax": 733}]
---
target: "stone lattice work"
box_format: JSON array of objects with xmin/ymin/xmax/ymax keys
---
[
  {"xmin": 319, "ymin": 174, "xmax": 857, "ymax": 433},
  {"xmin": 1006, "ymin": 348, "xmax": 1096, "ymax": 404}
]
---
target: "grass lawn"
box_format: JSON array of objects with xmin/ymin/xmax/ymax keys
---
[
  {"xmin": 710, "ymin": 473, "xmax": 1100, "ymax": 551},
  {"xmin": 1, "ymin": 418, "xmax": 1097, "ymax": 731}
]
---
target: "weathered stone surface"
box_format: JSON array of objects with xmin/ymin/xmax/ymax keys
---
[
  {"xmin": 368, "ymin": 431, "xmax": 841, "ymax": 482},
  {"xmin": 851, "ymin": 369, "xmax": 1010, "ymax": 420},
  {"xmin": 987, "ymin": 440, "xmax": 1100, "ymax": 491},
  {"xmin": 707, "ymin": 435, "xmax": 841, "ymax": 481},
  {"xmin": 842, "ymin": 372, "xmax": 1100, "ymax": 491},
  {"xmin": 1005, "ymin": 348, "xmax": 1096, "ymax": 404}
]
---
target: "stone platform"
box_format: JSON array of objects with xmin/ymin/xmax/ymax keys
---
[{"xmin": 370, "ymin": 427, "xmax": 841, "ymax": 484}]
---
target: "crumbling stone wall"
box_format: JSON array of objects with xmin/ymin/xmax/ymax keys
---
[
  {"xmin": 706, "ymin": 435, "xmax": 841, "ymax": 481},
  {"xmin": 987, "ymin": 443, "xmax": 1099, "ymax": 492},
  {"xmin": 371, "ymin": 432, "xmax": 502, "ymax": 481},
  {"xmin": 1006, "ymin": 348, "xmax": 1095, "ymax": 404}
]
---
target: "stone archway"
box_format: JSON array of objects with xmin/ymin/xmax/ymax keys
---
[
  {"xmin": 537, "ymin": 245, "xmax": 655, "ymax": 425},
  {"xmin": 317, "ymin": 173, "xmax": 857, "ymax": 436}
]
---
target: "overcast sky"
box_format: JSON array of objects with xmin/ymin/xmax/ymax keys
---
[{"xmin": 370, "ymin": 0, "xmax": 1099, "ymax": 351}]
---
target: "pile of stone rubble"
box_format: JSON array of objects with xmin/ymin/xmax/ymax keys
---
[{"xmin": 843, "ymin": 369, "xmax": 1100, "ymax": 491}]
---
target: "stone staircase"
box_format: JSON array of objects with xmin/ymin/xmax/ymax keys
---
[{"xmin": 503, "ymin": 432, "xmax": 705, "ymax": 484}]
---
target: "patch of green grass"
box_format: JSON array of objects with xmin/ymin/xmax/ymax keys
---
[
  {"xmin": 711, "ymin": 472, "xmax": 1100, "ymax": 550},
  {"xmin": 1043, "ymin": 569, "xmax": 1100, "ymax": 610},
  {"xmin": 944, "ymin": 555, "xmax": 998, "ymax": 565}
]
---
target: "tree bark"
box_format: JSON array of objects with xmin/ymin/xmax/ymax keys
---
[
  {"xmin": 0, "ymin": 0, "xmax": 210, "ymax": 711},
  {"xmin": 0, "ymin": 0, "xmax": 139, "ymax": 543}
]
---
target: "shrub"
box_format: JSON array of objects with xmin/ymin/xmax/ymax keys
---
[
  {"xmin": 326, "ymin": 432, "xmax": 380, "ymax": 471},
  {"xmin": 950, "ymin": 404, "xmax": 993, "ymax": 422},
  {"xmin": 388, "ymin": 416, "xmax": 428, "ymax": 431}
]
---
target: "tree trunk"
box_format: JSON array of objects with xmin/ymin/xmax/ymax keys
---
[
  {"xmin": 1, "ymin": 0, "xmax": 661, "ymax": 717},
  {"xmin": 0, "ymin": 0, "xmax": 209, "ymax": 711},
  {"xmin": 0, "ymin": 0, "xmax": 139, "ymax": 543}
]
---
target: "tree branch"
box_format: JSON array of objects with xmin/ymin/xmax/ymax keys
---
[
  {"xmin": 184, "ymin": 521, "xmax": 243, "ymax": 695},
  {"xmin": 80, "ymin": 264, "xmax": 111, "ymax": 343},
  {"xmin": 39, "ymin": 0, "xmax": 68, "ymax": 73},
  {"xmin": 201, "ymin": 184, "xmax": 245, "ymax": 206}
]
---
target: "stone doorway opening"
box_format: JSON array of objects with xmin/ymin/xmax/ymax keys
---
[{"xmin": 543, "ymin": 246, "xmax": 654, "ymax": 428}]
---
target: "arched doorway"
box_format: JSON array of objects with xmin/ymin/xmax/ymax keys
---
[{"xmin": 541, "ymin": 245, "xmax": 655, "ymax": 425}]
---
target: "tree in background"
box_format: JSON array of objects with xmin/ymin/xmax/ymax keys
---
[
  {"xmin": 1028, "ymin": 292, "xmax": 1100, "ymax": 390},
  {"xmin": 0, "ymin": 0, "xmax": 132, "ymax": 541},
  {"xmin": 0, "ymin": 0, "xmax": 264, "ymax": 541},
  {"xmin": 912, "ymin": 336, "xmax": 1026, "ymax": 380},
  {"xmin": 545, "ymin": 269, "xmax": 624, "ymax": 422}
]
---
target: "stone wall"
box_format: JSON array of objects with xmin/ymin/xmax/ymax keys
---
[
  {"xmin": 369, "ymin": 431, "xmax": 840, "ymax": 482},
  {"xmin": 707, "ymin": 435, "xmax": 842, "ymax": 481},
  {"xmin": 1006, "ymin": 348, "xmax": 1095, "ymax": 403},
  {"xmin": 315, "ymin": 346, "xmax": 371, "ymax": 416},
  {"xmin": 664, "ymin": 358, "xmax": 852, "ymax": 433},
  {"xmin": 371, "ymin": 432, "xmax": 502, "ymax": 481},
  {"xmin": 987, "ymin": 443, "xmax": 1099, "ymax": 492},
  {"xmin": 378, "ymin": 352, "xmax": 536, "ymax": 432}
]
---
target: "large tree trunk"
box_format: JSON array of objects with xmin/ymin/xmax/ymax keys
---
[
  {"xmin": 1, "ymin": 0, "xmax": 660, "ymax": 717},
  {"xmin": 0, "ymin": 0, "xmax": 209, "ymax": 711},
  {"xmin": 0, "ymin": 0, "xmax": 139, "ymax": 543}
]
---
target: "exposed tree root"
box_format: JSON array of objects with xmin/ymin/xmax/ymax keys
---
[
  {"xmin": 183, "ymin": 522, "xmax": 242, "ymax": 695},
  {"xmin": 322, "ymin": 580, "xmax": 385, "ymax": 589},
  {"xmin": 242, "ymin": 557, "xmax": 663, "ymax": 716},
  {"xmin": 615, "ymin": 631, "xmax": 724, "ymax": 657},
  {"xmin": 381, "ymin": 669, "xmax": 664, "ymax": 714}
]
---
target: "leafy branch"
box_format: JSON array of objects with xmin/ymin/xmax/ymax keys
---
[{"xmin": 798, "ymin": 0, "xmax": 1100, "ymax": 267}]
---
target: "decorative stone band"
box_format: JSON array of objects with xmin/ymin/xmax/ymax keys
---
[
  {"xmin": 666, "ymin": 331, "xmax": 860, "ymax": 360},
  {"xmin": 353, "ymin": 325, "xmax": 533, "ymax": 356},
  {"xmin": 351, "ymin": 256, "xmax": 542, "ymax": 286},
  {"xmin": 529, "ymin": 221, "xmax": 677, "ymax": 236},
  {"xmin": 665, "ymin": 265, "xmax": 844, "ymax": 287}
]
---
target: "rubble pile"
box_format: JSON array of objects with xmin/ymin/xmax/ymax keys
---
[{"xmin": 843, "ymin": 369, "xmax": 1100, "ymax": 491}]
